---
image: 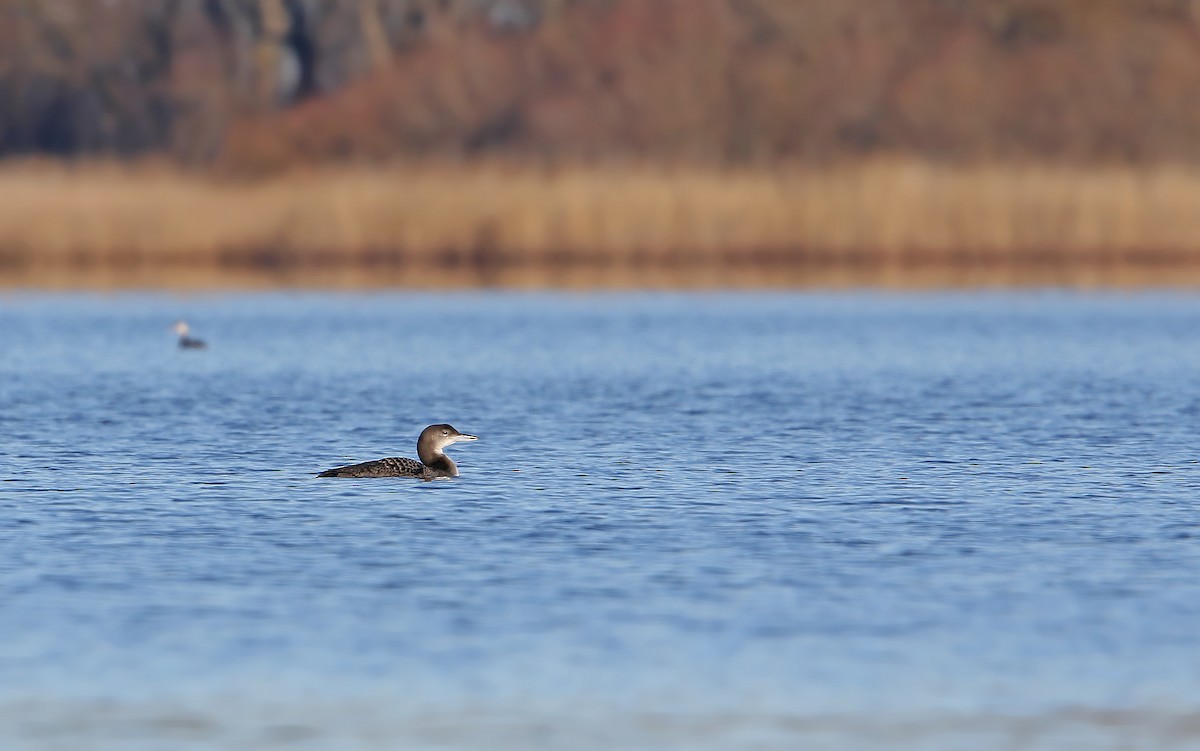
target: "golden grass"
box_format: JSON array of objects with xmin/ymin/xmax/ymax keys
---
[{"xmin": 3, "ymin": 158, "xmax": 1200, "ymax": 288}]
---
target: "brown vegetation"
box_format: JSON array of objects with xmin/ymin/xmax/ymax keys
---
[
  {"xmin": 5, "ymin": 1, "xmax": 1200, "ymax": 167},
  {"xmin": 5, "ymin": 2, "xmax": 1200, "ymax": 288},
  {"xmin": 3, "ymin": 159, "xmax": 1200, "ymax": 289},
  {"xmin": 241, "ymin": 0, "xmax": 1200, "ymax": 168}
]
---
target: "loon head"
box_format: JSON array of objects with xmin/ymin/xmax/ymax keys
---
[
  {"xmin": 172, "ymin": 320, "xmax": 191, "ymax": 337},
  {"xmin": 417, "ymin": 424, "xmax": 478, "ymax": 464}
]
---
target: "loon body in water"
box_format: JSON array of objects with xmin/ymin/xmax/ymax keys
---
[
  {"xmin": 318, "ymin": 424, "xmax": 478, "ymax": 479},
  {"xmin": 172, "ymin": 321, "xmax": 207, "ymax": 349}
]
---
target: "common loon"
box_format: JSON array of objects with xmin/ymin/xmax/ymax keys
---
[
  {"xmin": 318, "ymin": 424, "xmax": 478, "ymax": 479},
  {"xmin": 172, "ymin": 320, "xmax": 207, "ymax": 349}
]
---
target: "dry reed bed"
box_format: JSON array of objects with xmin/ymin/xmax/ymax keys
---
[{"xmin": 2, "ymin": 159, "xmax": 1200, "ymax": 287}]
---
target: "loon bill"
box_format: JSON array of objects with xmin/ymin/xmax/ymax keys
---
[{"xmin": 318, "ymin": 424, "xmax": 478, "ymax": 479}]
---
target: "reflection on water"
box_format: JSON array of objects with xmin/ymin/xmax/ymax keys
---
[{"xmin": 2, "ymin": 291, "xmax": 1200, "ymax": 750}]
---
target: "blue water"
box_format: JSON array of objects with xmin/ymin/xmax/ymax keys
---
[{"xmin": 2, "ymin": 291, "xmax": 1200, "ymax": 750}]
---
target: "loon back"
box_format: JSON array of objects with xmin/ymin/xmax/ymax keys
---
[{"xmin": 317, "ymin": 456, "xmax": 432, "ymax": 479}]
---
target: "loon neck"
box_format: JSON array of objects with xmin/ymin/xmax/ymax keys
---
[
  {"xmin": 422, "ymin": 452, "xmax": 458, "ymax": 477},
  {"xmin": 417, "ymin": 444, "xmax": 442, "ymax": 466},
  {"xmin": 418, "ymin": 442, "xmax": 457, "ymax": 473}
]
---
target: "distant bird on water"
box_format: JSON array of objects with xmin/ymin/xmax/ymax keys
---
[
  {"xmin": 172, "ymin": 320, "xmax": 207, "ymax": 350},
  {"xmin": 318, "ymin": 424, "xmax": 478, "ymax": 479}
]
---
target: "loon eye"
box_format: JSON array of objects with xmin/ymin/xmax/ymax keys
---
[{"xmin": 442, "ymin": 430, "xmax": 449, "ymax": 435}]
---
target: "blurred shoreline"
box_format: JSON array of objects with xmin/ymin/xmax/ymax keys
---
[
  {"xmin": 3, "ymin": 699, "xmax": 1198, "ymax": 750},
  {"xmin": 4, "ymin": 159, "xmax": 1200, "ymax": 290}
]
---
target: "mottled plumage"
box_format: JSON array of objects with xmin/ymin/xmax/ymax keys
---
[
  {"xmin": 318, "ymin": 456, "xmax": 429, "ymax": 479},
  {"xmin": 318, "ymin": 424, "xmax": 478, "ymax": 480}
]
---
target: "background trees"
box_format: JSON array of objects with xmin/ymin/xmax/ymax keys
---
[{"xmin": 2, "ymin": 0, "xmax": 1200, "ymax": 166}]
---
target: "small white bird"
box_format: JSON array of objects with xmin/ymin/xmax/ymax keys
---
[{"xmin": 172, "ymin": 320, "xmax": 208, "ymax": 350}]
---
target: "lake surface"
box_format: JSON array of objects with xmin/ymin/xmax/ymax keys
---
[{"xmin": 2, "ymin": 291, "xmax": 1200, "ymax": 750}]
